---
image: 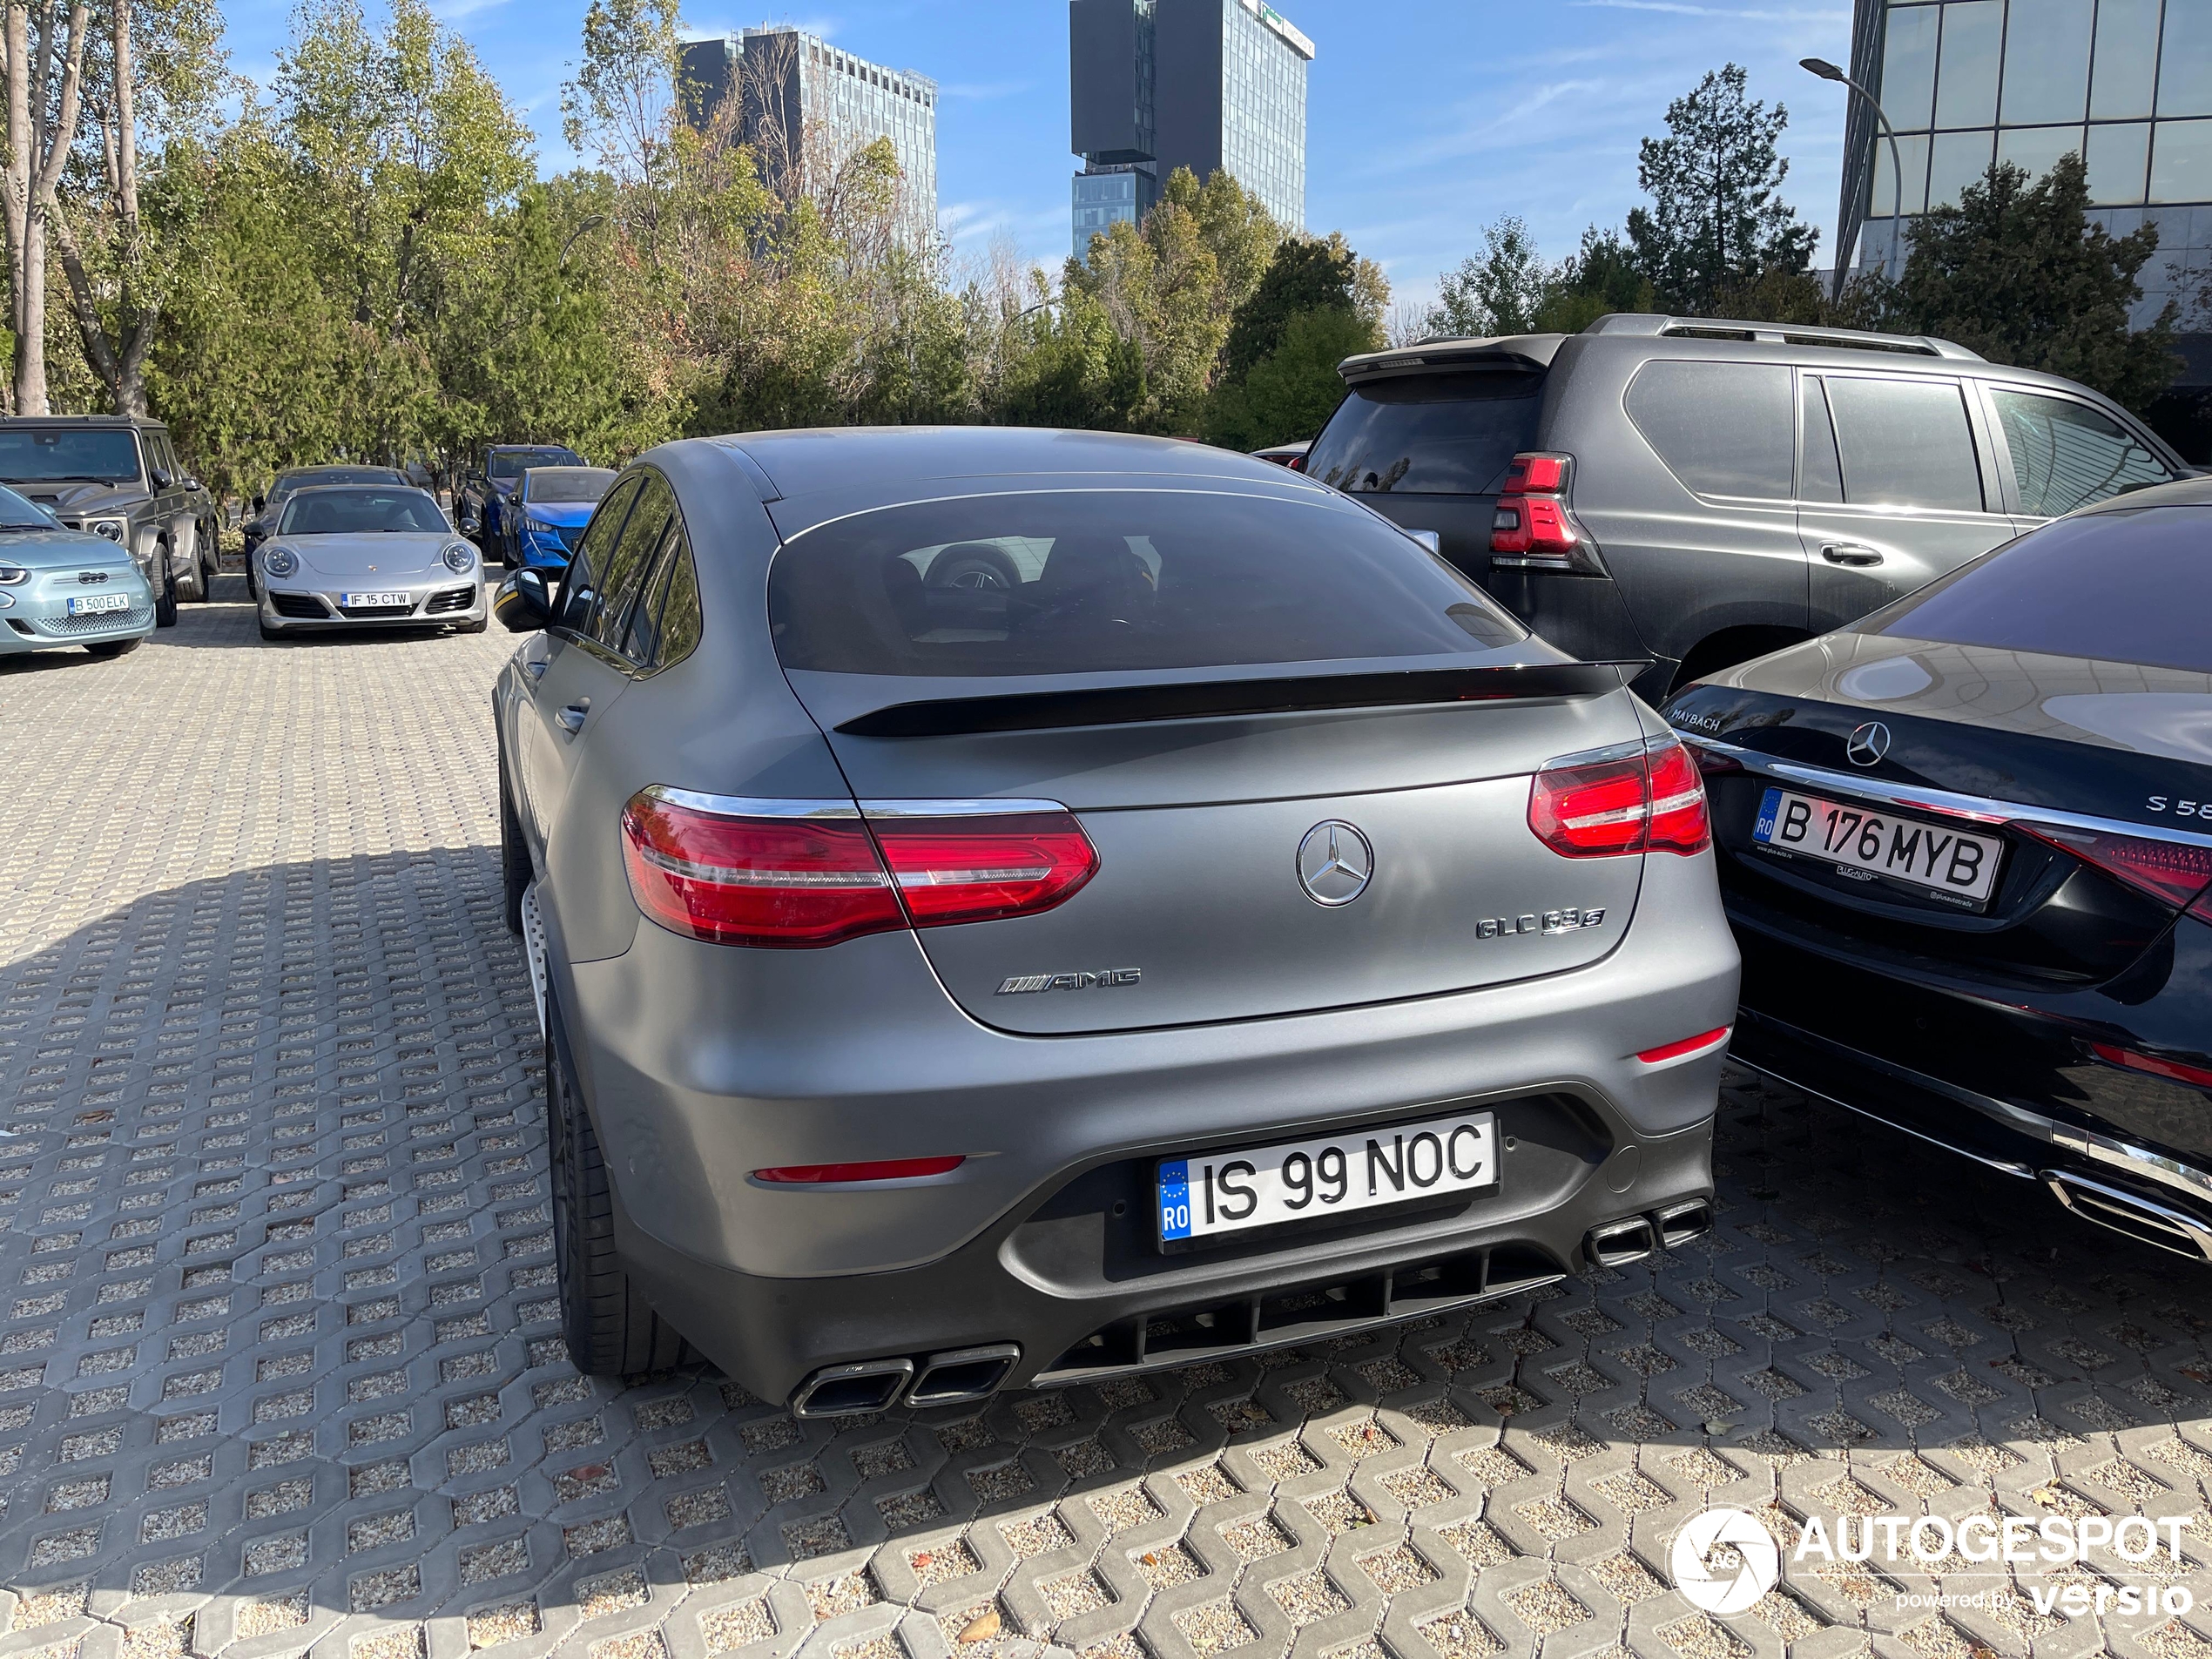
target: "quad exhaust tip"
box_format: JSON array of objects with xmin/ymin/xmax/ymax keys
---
[
  {"xmin": 791, "ymin": 1344, "xmax": 1022, "ymax": 1419},
  {"xmin": 1656, "ymin": 1197, "xmax": 1714, "ymax": 1250},
  {"xmin": 1587, "ymin": 1216, "xmax": 1656, "ymax": 1267},
  {"xmin": 2044, "ymin": 1169, "xmax": 2212, "ymax": 1262}
]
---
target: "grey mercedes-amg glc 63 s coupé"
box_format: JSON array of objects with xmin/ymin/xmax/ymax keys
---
[{"xmin": 490, "ymin": 427, "xmax": 1739, "ymax": 1414}]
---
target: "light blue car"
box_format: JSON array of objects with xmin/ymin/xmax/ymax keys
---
[
  {"xmin": 504, "ymin": 466, "xmax": 617, "ymax": 570},
  {"xmin": 0, "ymin": 482, "xmax": 156, "ymax": 658}
]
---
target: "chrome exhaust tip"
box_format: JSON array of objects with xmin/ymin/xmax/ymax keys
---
[
  {"xmin": 2043, "ymin": 1170, "xmax": 2212, "ymax": 1261},
  {"xmin": 1587, "ymin": 1215, "xmax": 1657, "ymax": 1267},
  {"xmin": 906, "ymin": 1343, "xmax": 1022, "ymax": 1409},
  {"xmin": 790, "ymin": 1357, "xmax": 914, "ymax": 1419},
  {"xmin": 1654, "ymin": 1197, "xmax": 1714, "ymax": 1250}
]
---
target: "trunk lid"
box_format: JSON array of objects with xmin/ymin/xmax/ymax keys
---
[
  {"xmin": 1669, "ymin": 632, "xmax": 2212, "ymax": 986},
  {"xmin": 795, "ymin": 671, "xmax": 1653, "ymax": 1033}
]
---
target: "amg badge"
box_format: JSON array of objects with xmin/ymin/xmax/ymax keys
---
[{"xmin": 997, "ymin": 968, "xmax": 1143, "ymax": 995}]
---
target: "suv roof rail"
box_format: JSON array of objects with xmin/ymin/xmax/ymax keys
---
[{"xmin": 1582, "ymin": 312, "xmax": 1981, "ymax": 361}]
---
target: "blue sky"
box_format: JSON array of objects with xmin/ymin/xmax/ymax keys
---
[{"xmin": 219, "ymin": 0, "xmax": 1857, "ymax": 307}]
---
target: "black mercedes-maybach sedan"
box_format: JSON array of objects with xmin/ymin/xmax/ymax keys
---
[{"xmin": 1665, "ymin": 475, "xmax": 2212, "ymax": 1259}]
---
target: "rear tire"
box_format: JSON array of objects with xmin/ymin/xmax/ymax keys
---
[
  {"xmin": 84, "ymin": 639, "xmax": 140, "ymax": 658},
  {"xmin": 500, "ymin": 764, "xmax": 530, "ymax": 936},
  {"xmin": 548, "ymin": 1001, "xmax": 695, "ymax": 1378}
]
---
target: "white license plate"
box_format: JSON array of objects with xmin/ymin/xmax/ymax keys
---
[
  {"xmin": 341, "ymin": 591, "xmax": 410, "ymax": 608},
  {"xmin": 1157, "ymin": 1111, "xmax": 1498, "ymax": 1244},
  {"xmin": 1753, "ymin": 786, "xmax": 2003, "ymax": 902},
  {"xmin": 67, "ymin": 592, "xmax": 130, "ymax": 616}
]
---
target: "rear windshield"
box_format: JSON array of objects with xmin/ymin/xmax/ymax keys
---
[
  {"xmin": 524, "ymin": 468, "xmax": 616, "ymax": 503},
  {"xmin": 768, "ymin": 489, "xmax": 1528, "ymax": 677},
  {"xmin": 0, "ymin": 428, "xmax": 142, "ymax": 483},
  {"xmin": 491, "ymin": 448, "xmax": 582, "ymax": 478},
  {"xmin": 1866, "ymin": 504, "xmax": 2212, "ymax": 673},
  {"xmin": 280, "ymin": 489, "xmax": 447, "ymax": 536},
  {"xmin": 1304, "ymin": 370, "xmax": 1544, "ymax": 496}
]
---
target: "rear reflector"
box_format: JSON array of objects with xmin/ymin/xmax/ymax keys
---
[
  {"xmin": 755, "ymin": 1156, "xmax": 966, "ymax": 1184},
  {"xmin": 621, "ymin": 791, "xmax": 1100, "ymax": 947},
  {"xmin": 1529, "ymin": 735, "xmax": 1710, "ymax": 858},
  {"xmin": 2091, "ymin": 1042, "xmax": 2212, "ymax": 1092},
  {"xmin": 1637, "ymin": 1027, "xmax": 1732, "ymax": 1064}
]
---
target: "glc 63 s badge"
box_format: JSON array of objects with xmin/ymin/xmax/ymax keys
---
[
  {"xmin": 1477, "ymin": 907, "xmax": 1608, "ymax": 940},
  {"xmin": 996, "ymin": 968, "xmax": 1143, "ymax": 995}
]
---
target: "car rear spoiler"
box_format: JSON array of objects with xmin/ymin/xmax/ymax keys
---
[{"xmin": 834, "ymin": 662, "xmax": 1646, "ymax": 738}]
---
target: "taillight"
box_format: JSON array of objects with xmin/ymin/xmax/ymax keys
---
[
  {"xmin": 2019, "ymin": 824, "xmax": 2212, "ymax": 913},
  {"xmin": 870, "ymin": 809, "xmax": 1098, "ymax": 925},
  {"xmin": 1529, "ymin": 736, "xmax": 1710, "ymax": 858},
  {"xmin": 1286, "ymin": 454, "xmax": 1305, "ymax": 471},
  {"xmin": 1492, "ymin": 451, "xmax": 1601, "ymax": 574},
  {"xmin": 620, "ymin": 794, "xmax": 902, "ymax": 948},
  {"xmin": 619, "ymin": 791, "xmax": 1100, "ymax": 948}
]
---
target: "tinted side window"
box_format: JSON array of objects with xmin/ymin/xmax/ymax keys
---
[
  {"xmin": 1305, "ymin": 371, "xmax": 1544, "ymax": 495},
  {"xmin": 558, "ymin": 475, "xmax": 641, "ymax": 632},
  {"xmin": 629, "ymin": 526, "xmax": 702, "ymax": 671},
  {"xmin": 621, "ymin": 522, "xmax": 680, "ymax": 665},
  {"xmin": 1624, "ymin": 361, "xmax": 1794, "ymax": 499},
  {"xmin": 1990, "ymin": 388, "xmax": 2173, "ymax": 517},
  {"xmin": 1823, "ymin": 376, "xmax": 1985, "ymax": 511},
  {"xmin": 587, "ymin": 475, "xmax": 673, "ymax": 652}
]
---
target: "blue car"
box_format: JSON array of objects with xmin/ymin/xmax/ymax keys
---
[
  {"xmin": 504, "ymin": 466, "xmax": 617, "ymax": 570},
  {"xmin": 0, "ymin": 482, "xmax": 157, "ymax": 659}
]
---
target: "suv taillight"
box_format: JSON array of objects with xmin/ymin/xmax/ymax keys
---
[
  {"xmin": 1528, "ymin": 735, "xmax": 1710, "ymax": 858},
  {"xmin": 1492, "ymin": 450, "xmax": 1602, "ymax": 574},
  {"xmin": 619, "ymin": 792, "xmax": 1098, "ymax": 948}
]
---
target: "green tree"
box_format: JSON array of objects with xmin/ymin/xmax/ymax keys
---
[
  {"xmin": 1858, "ymin": 154, "xmax": 2179, "ymax": 411},
  {"xmin": 1627, "ymin": 64, "xmax": 1816, "ymax": 312},
  {"xmin": 1204, "ymin": 307, "xmax": 1378, "ymax": 451},
  {"xmin": 1425, "ymin": 215, "xmax": 1545, "ymax": 337},
  {"xmin": 1531, "ymin": 226, "xmax": 1656, "ymax": 332}
]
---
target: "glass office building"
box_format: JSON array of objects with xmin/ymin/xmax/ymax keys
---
[
  {"xmin": 1069, "ymin": 0, "xmax": 1312, "ymax": 259},
  {"xmin": 681, "ymin": 30, "xmax": 939, "ymax": 250},
  {"xmin": 1838, "ymin": 0, "xmax": 2210, "ymax": 322}
]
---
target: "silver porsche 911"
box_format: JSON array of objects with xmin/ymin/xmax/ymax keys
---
[
  {"xmin": 255, "ymin": 483, "xmax": 485, "ymax": 640},
  {"xmin": 490, "ymin": 426, "xmax": 1740, "ymax": 1413}
]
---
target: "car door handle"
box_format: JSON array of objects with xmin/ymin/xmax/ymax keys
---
[
  {"xmin": 556, "ymin": 701, "xmax": 590, "ymax": 733},
  {"xmin": 1821, "ymin": 543, "xmax": 1884, "ymax": 566}
]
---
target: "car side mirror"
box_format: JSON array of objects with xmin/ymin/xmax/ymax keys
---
[
  {"xmin": 496, "ymin": 569, "xmax": 553, "ymax": 633},
  {"xmin": 150, "ymin": 467, "xmax": 172, "ymax": 489},
  {"xmin": 184, "ymin": 476, "xmax": 201, "ymax": 493},
  {"xmin": 1406, "ymin": 529, "xmax": 1443, "ymax": 556}
]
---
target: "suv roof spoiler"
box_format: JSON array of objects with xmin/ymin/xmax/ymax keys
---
[
  {"xmin": 1336, "ymin": 334, "xmax": 1567, "ymax": 381},
  {"xmin": 1582, "ymin": 312, "xmax": 1982, "ymax": 361}
]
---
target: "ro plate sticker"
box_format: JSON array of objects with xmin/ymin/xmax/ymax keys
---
[
  {"xmin": 1157, "ymin": 1159, "xmax": 1194, "ymax": 1242},
  {"xmin": 1755, "ymin": 786, "xmax": 1781, "ymax": 841}
]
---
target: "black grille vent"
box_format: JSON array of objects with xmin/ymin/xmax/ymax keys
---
[
  {"xmin": 269, "ymin": 592, "xmax": 329, "ymax": 619},
  {"xmin": 424, "ymin": 586, "xmax": 476, "ymax": 615},
  {"xmin": 336, "ymin": 602, "xmax": 415, "ymax": 619}
]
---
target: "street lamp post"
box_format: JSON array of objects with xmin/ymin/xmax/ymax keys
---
[{"xmin": 1800, "ymin": 56, "xmax": 1907, "ymax": 291}]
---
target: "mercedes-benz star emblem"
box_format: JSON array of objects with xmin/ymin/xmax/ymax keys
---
[
  {"xmin": 1298, "ymin": 820, "xmax": 1373, "ymax": 907},
  {"xmin": 1844, "ymin": 721, "xmax": 1892, "ymax": 767}
]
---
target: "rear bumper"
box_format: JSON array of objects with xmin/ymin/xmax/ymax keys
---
[{"xmin": 556, "ymin": 846, "xmax": 1738, "ymax": 1404}]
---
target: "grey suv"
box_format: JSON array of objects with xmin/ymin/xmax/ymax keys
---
[
  {"xmin": 1306, "ymin": 314, "xmax": 2191, "ymax": 700},
  {"xmin": 0, "ymin": 416, "xmax": 220, "ymax": 625}
]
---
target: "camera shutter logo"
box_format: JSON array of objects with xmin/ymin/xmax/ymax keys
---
[{"xmin": 1672, "ymin": 1507, "xmax": 1779, "ymax": 1615}]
